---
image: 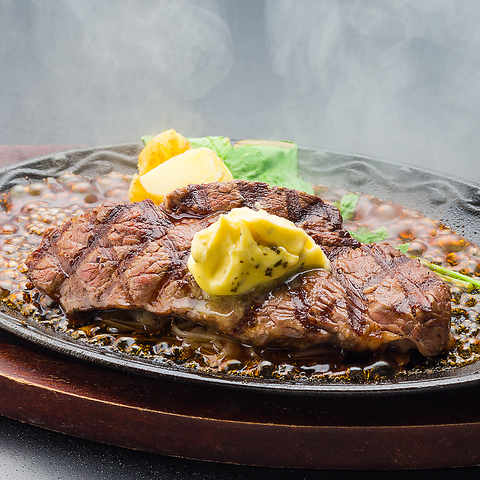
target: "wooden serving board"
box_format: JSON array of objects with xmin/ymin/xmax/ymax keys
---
[
  {"xmin": 0, "ymin": 326, "xmax": 480, "ymax": 470},
  {"xmin": 0, "ymin": 146, "xmax": 478, "ymax": 470}
]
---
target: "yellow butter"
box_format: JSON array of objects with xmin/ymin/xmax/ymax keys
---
[
  {"xmin": 138, "ymin": 147, "xmax": 233, "ymax": 204},
  {"xmin": 187, "ymin": 207, "xmax": 330, "ymax": 296}
]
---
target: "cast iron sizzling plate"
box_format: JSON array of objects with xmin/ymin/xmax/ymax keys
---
[{"xmin": 0, "ymin": 143, "xmax": 479, "ymax": 396}]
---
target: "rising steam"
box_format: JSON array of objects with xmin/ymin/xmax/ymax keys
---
[
  {"xmin": 2, "ymin": 1, "xmax": 480, "ymax": 183},
  {"xmin": 265, "ymin": 0, "xmax": 480, "ymax": 182},
  {"xmin": 0, "ymin": 0, "xmax": 234, "ymax": 143}
]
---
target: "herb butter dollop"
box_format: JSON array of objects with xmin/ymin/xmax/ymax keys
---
[{"xmin": 187, "ymin": 207, "xmax": 330, "ymax": 296}]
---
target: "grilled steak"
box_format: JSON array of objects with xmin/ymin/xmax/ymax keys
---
[
  {"xmin": 26, "ymin": 180, "xmax": 451, "ymax": 357},
  {"xmin": 162, "ymin": 180, "xmax": 359, "ymax": 256}
]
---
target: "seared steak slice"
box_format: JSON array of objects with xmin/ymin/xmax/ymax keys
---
[
  {"xmin": 330, "ymin": 243, "xmax": 452, "ymax": 357},
  {"xmin": 156, "ymin": 243, "xmax": 451, "ymax": 356},
  {"xmin": 27, "ymin": 180, "xmax": 357, "ymax": 305},
  {"xmin": 163, "ymin": 180, "xmax": 360, "ymax": 255},
  {"xmin": 26, "ymin": 181, "xmax": 451, "ymax": 357}
]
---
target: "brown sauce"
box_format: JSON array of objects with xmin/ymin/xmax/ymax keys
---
[{"xmin": 0, "ymin": 173, "xmax": 479, "ymax": 382}]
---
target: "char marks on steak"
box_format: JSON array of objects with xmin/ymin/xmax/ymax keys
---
[
  {"xmin": 162, "ymin": 180, "xmax": 360, "ymax": 256},
  {"xmin": 26, "ymin": 180, "xmax": 451, "ymax": 357}
]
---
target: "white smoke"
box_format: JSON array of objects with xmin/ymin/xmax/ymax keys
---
[
  {"xmin": 0, "ymin": 0, "xmax": 234, "ymax": 144},
  {"xmin": 32, "ymin": 0, "xmax": 233, "ymax": 100},
  {"xmin": 2, "ymin": 0, "xmax": 480, "ymax": 183},
  {"xmin": 265, "ymin": 0, "xmax": 480, "ymax": 182}
]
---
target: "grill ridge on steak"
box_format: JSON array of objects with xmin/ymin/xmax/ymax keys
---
[{"xmin": 26, "ymin": 180, "xmax": 452, "ymax": 357}]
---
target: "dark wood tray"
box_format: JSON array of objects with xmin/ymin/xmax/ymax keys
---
[{"xmin": 1, "ymin": 326, "xmax": 480, "ymax": 470}]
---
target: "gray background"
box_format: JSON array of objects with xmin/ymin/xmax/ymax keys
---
[
  {"xmin": 2, "ymin": 0, "xmax": 480, "ymax": 184},
  {"xmin": 1, "ymin": 1, "xmax": 480, "ymax": 478}
]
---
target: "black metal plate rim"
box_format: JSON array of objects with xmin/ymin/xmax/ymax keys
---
[
  {"xmin": 0, "ymin": 143, "xmax": 479, "ymax": 397},
  {"xmin": 0, "ymin": 308, "xmax": 475, "ymax": 397}
]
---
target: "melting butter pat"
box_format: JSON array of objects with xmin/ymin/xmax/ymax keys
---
[
  {"xmin": 138, "ymin": 147, "xmax": 233, "ymax": 204},
  {"xmin": 187, "ymin": 207, "xmax": 330, "ymax": 296}
]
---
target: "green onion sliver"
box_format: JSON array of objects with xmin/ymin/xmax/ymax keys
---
[{"xmin": 420, "ymin": 259, "xmax": 480, "ymax": 290}]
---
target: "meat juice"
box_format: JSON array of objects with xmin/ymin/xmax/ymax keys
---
[{"xmin": 0, "ymin": 173, "xmax": 478, "ymax": 382}]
